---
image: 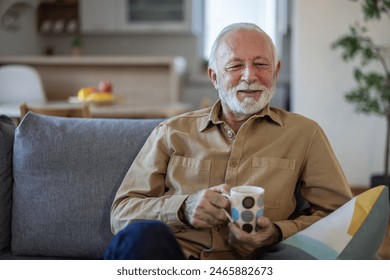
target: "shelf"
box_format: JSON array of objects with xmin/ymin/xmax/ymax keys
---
[{"xmin": 37, "ymin": 1, "xmax": 79, "ymax": 34}]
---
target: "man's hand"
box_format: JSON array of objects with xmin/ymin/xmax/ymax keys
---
[
  {"xmin": 182, "ymin": 184, "xmax": 231, "ymax": 228},
  {"xmin": 228, "ymin": 216, "xmax": 281, "ymax": 258}
]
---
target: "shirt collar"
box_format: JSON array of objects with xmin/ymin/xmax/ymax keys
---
[{"xmin": 199, "ymin": 100, "xmax": 283, "ymax": 132}]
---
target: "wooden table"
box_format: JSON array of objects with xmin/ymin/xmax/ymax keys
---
[
  {"xmin": 0, "ymin": 100, "xmax": 191, "ymax": 120},
  {"xmin": 89, "ymin": 101, "xmax": 191, "ymax": 119}
]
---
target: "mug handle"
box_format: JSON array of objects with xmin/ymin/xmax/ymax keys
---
[
  {"xmin": 222, "ymin": 209, "xmax": 233, "ymax": 223},
  {"xmin": 221, "ymin": 193, "xmax": 233, "ymax": 223}
]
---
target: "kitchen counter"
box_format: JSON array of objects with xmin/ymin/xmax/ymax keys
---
[{"xmin": 0, "ymin": 55, "xmax": 187, "ymax": 106}]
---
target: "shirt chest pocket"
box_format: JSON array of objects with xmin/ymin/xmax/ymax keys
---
[
  {"xmin": 166, "ymin": 155, "xmax": 212, "ymax": 194},
  {"xmin": 251, "ymin": 157, "xmax": 297, "ymax": 216}
]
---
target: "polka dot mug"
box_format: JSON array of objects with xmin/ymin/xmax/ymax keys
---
[{"xmin": 222, "ymin": 186, "xmax": 264, "ymax": 234}]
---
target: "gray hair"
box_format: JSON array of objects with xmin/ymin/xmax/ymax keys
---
[{"xmin": 208, "ymin": 22, "xmax": 279, "ymax": 70}]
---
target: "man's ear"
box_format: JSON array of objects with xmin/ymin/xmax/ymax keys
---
[
  {"xmin": 208, "ymin": 68, "xmax": 218, "ymax": 89},
  {"xmin": 274, "ymin": 61, "xmax": 281, "ymax": 80}
]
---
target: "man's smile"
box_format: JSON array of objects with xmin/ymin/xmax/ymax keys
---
[{"xmin": 237, "ymin": 90, "xmax": 262, "ymax": 101}]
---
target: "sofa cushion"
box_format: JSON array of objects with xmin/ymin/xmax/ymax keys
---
[
  {"xmin": 11, "ymin": 113, "xmax": 161, "ymax": 258},
  {"xmin": 0, "ymin": 115, "xmax": 15, "ymax": 253},
  {"xmin": 264, "ymin": 185, "xmax": 389, "ymax": 259}
]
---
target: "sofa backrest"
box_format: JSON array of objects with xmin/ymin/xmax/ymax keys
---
[{"xmin": 11, "ymin": 113, "xmax": 162, "ymax": 259}]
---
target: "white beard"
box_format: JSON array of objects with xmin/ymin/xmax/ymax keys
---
[{"xmin": 218, "ymin": 81, "xmax": 276, "ymax": 116}]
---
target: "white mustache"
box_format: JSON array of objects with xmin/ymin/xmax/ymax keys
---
[{"xmin": 235, "ymin": 83, "xmax": 267, "ymax": 91}]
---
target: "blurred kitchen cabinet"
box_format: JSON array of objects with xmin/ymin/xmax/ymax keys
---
[
  {"xmin": 80, "ymin": 0, "xmax": 199, "ymax": 34},
  {"xmin": 79, "ymin": 0, "xmax": 118, "ymax": 32},
  {"xmin": 37, "ymin": 1, "xmax": 79, "ymax": 34}
]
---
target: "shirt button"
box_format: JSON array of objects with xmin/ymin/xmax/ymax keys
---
[
  {"xmin": 227, "ymin": 131, "xmax": 234, "ymax": 138},
  {"xmin": 230, "ymin": 161, "xmax": 237, "ymax": 167}
]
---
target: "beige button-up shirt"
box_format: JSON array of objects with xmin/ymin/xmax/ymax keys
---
[{"xmin": 111, "ymin": 101, "xmax": 353, "ymax": 259}]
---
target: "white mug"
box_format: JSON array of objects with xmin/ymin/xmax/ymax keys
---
[{"xmin": 223, "ymin": 186, "xmax": 265, "ymax": 234}]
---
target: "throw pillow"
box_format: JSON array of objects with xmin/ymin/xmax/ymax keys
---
[
  {"xmin": 0, "ymin": 115, "xmax": 16, "ymax": 253},
  {"xmin": 279, "ymin": 185, "xmax": 389, "ymax": 259},
  {"xmin": 11, "ymin": 113, "xmax": 161, "ymax": 258}
]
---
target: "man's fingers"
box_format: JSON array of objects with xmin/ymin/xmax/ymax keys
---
[
  {"xmin": 228, "ymin": 223, "xmax": 255, "ymax": 257},
  {"xmin": 228, "ymin": 222, "xmax": 249, "ymax": 240},
  {"xmin": 208, "ymin": 184, "xmax": 231, "ymax": 209},
  {"xmin": 191, "ymin": 210, "xmax": 226, "ymax": 228},
  {"xmin": 209, "ymin": 183, "xmax": 231, "ymax": 194},
  {"xmin": 257, "ymin": 216, "xmax": 268, "ymax": 226},
  {"xmin": 183, "ymin": 186, "xmax": 233, "ymax": 228}
]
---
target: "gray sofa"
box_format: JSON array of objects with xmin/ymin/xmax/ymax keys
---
[
  {"xmin": 1, "ymin": 113, "xmax": 388, "ymax": 260},
  {"xmin": 0, "ymin": 113, "xmax": 162, "ymax": 259}
]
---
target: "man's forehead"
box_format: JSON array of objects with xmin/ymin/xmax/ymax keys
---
[
  {"xmin": 217, "ymin": 30, "xmax": 273, "ymax": 62},
  {"xmin": 225, "ymin": 29, "xmax": 266, "ymax": 42}
]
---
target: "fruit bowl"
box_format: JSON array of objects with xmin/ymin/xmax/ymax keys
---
[
  {"xmin": 68, "ymin": 93, "xmax": 119, "ymax": 105},
  {"xmin": 70, "ymin": 82, "xmax": 119, "ymax": 105}
]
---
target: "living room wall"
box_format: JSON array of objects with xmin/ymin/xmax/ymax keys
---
[
  {"xmin": 2, "ymin": 0, "xmax": 384, "ymax": 187},
  {"xmin": 291, "ymin": 0, "xmax": 389, "ymax": 186}
]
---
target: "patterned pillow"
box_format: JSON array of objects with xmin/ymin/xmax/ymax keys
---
[{"xmin": 281, "ymin": 185, "xmax": 389, "ymax": 259}]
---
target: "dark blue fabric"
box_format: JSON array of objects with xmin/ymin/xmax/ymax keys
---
[{"xmin": 104, "ymin": 220, "xmax": 186, "ymax": 260}]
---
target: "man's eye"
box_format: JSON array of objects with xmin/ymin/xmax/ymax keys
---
[
  {"xmin": 226, "ymin": 65, "xmax": 242, "ymax": 71},
  {"xmin": 254, "ymin": 63, "xmax": 268, "ymax": 68}
]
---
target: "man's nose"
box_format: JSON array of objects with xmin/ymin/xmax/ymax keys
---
[{"xmin": 241, "ymin": 65, "xmax": 257, "ymax": 84}]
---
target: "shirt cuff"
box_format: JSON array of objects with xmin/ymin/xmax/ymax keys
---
[
  {"xmin": 161, "ymin": 194, "xmax": 189, "ymax": 232},
  {"xmin": 273, "ymin": 223, "xmax": 283, "ymax": 243},
  {"xmin": 273, "ymin": 220, "xmax": 300, "ymax": 240}
]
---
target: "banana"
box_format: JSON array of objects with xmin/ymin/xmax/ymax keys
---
[
  {"xmin": 84, "ymin": 92, "xmax": 114, "ymax": 102},
  {"xmin": 77, "ymin": 87, "xmax": 96, "ymax": 100}
]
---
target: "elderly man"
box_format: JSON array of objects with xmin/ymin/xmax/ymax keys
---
[{"xmin": 105, "ymin": 22, "xmax": 353, "ymax": 260}]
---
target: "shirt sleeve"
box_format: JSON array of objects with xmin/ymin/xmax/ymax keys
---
[
  {"xmin": 275, "ymin": 126, "xmax": 353, "ymax": 239},
  {"xmin": 110, "ymin": 123, "xmax": 189, "ymax": 235}
]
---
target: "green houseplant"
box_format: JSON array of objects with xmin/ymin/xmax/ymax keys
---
[
  {"xmin": 332, "ymin": 0, "xmax": 390, "ymax": 188},
  {"xmin": 71, "ymin": 35, "xmax": 83, "ymax": 56}
]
